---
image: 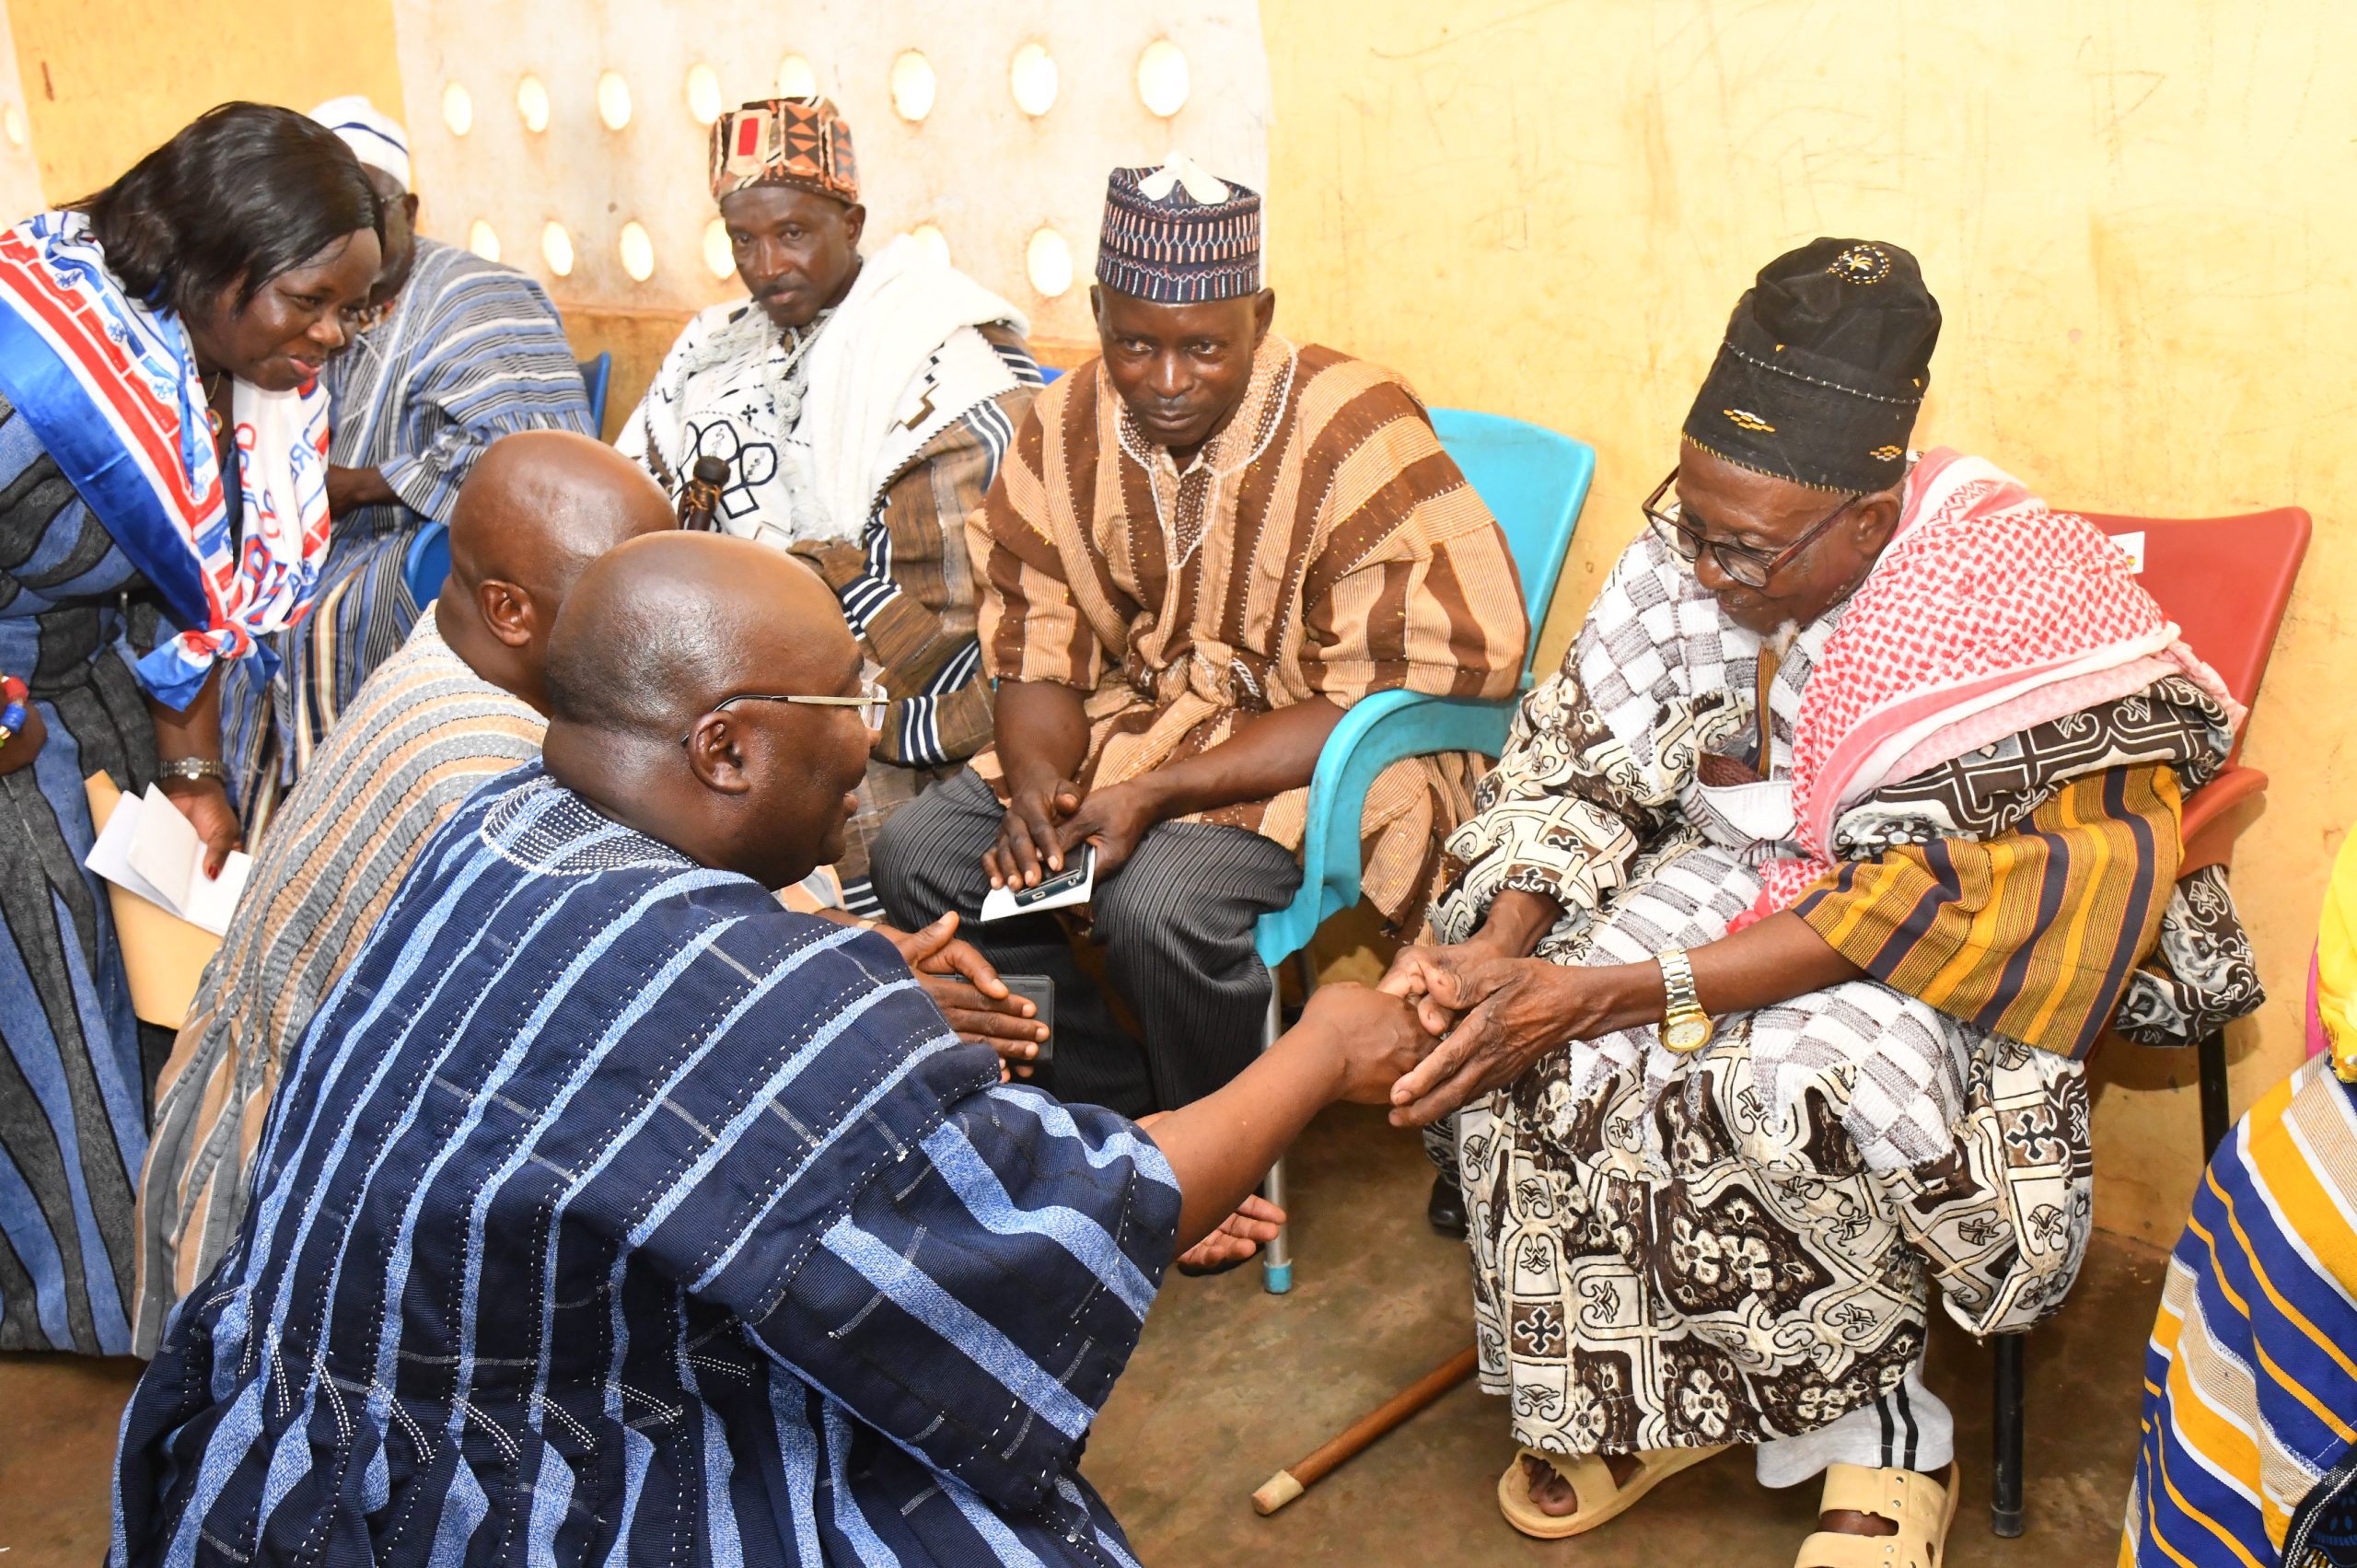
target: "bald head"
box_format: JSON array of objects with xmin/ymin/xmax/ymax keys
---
[
  {"xmin": 435, "ymin": 430, "xmax": 676, "ymax": 710},
  {"xmin": 544, "ymin": 532, "xmax": 852, "ymax": 738},
  {"xmin": 448, "ymin": 430, "xmax": 674, "ymax": 603},
  {"xmin": 541, "ymin": 533, "xmax": 874, "ymax": 888}
]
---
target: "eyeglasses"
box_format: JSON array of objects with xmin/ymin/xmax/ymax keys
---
[
  {"xmin": 677, "ymin": 677, "xmax": 888, "ymax": 746},
  {"xmin": 1642, "ymin": 469, "xmax": 1862, "ymax": 589}
]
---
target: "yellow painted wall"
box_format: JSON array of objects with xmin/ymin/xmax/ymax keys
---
[
  {"xmin": 8, "ymin": 0, "xmax": 402, "ymax": 202},
  {"xmin": 1261, "ymin": 0, "xmax": 2355, "ymax": 1241}
]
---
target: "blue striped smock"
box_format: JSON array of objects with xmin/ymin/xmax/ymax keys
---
[{"xmin": 112, "ymin": 764, "xmax": 1180, "ymax": 1565}]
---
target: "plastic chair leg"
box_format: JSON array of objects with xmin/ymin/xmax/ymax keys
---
[
  {"xmin": 1260, "ymin": 982, "xmax": 1293, "ymax": 1295},
  {"xmin": 2198, "ymin": 1029, "xmax": 2231, "ymax": 1160},
  {"xmin": 1991, "ymin": 1333, "xmax": 2026, "ymax": 1537}
]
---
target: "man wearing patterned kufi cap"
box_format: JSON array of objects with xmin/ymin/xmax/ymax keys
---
[
  {"xmin": 873, "ymin": 157, "xmax": 1528, "ymax": 1132},
  {"xmin": 1374, "ymin": 238, "xmax": 2259, "ymax": 1560},
  {"xmin": 619, "ymin": 96, "xmax": 1041, "ymax": 917}
]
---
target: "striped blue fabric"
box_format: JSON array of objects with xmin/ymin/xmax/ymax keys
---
[
  {"xmin": 324, "ymin": 239, "xmax": 597, "ymax": 531},
  {"xmin": 112, "ymin": 764, "xmax": 1180, "ymax": 1565}
]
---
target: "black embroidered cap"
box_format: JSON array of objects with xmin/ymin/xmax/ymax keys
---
[{"xmin": 1681, "ymin": 238, "xmax": 1942, "ymax": 493}]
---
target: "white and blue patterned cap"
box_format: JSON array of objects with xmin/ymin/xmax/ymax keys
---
[{"xmin": 308, "ymin": 95, "xmax": 411, "ymax": 192}]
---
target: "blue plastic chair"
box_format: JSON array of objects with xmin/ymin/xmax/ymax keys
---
[
  {"xmin": 578, "ymin": 352, "xmax": 612, "ymax": 431},
  {"xmin": 406, "ymin": 353, "xmax": 617, "ymax": 609},
  {"xmin": 1250, "ymin": 408, "xmax": 1594, "ymax": 1294},
  {"xmin": 404, "ymin": 522, "xmax": 451, "ymax": 610}
]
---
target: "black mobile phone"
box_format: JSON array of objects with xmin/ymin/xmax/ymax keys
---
[
  {"xmin": 998, "ymin": 973, "xmax": 1054, "ymax": 1065},
  {"xmin": 1007, "ymin": 847, "xmax": 1095, "ymax": 912}
]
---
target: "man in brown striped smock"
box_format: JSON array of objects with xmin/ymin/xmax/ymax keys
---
[{"xmin": 871, "ymin": 159, "xmax": 1527, "ymax": 1118}]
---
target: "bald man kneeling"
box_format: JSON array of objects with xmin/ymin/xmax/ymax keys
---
[
  {"xmin": 114, "ymin": 532, "xmax": 1436, "ymax": 1566},
  {"xmin": 131, "ymin": 430, "xmax": 674, "ymax": 1353}
]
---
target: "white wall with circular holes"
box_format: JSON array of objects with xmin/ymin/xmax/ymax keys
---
[{"xmin": 390, "ymin": 1, "xmax": 1272, "ymax": 342}]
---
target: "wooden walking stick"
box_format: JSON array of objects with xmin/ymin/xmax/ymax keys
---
[{"xmin": 1252, "ymin": 1343, "xmax": 1478, "ymax": 1515}]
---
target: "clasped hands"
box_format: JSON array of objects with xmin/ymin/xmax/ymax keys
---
[
  {"xmin": 1378, "ymin": 933, "xmax": 1613, "ymax": 1128},
  {"xmin": 871, "ymin": 912, "xmax": 1048, "ymax": 1078}
]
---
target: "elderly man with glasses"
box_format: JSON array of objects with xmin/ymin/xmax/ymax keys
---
[{"xmin": 1376, "ymin": 239, "xmax": 2259, "ymax": 1562}]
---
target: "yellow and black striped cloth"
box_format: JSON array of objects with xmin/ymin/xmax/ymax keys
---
[{"xmin": 1793, "ymin": 763, "xmax": 2182, "ymax": 1060}]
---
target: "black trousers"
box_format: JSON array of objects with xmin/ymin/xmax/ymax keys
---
[{"xmin": 870, "ymin": 768, "xmax": 1303, "ymax": 1118}]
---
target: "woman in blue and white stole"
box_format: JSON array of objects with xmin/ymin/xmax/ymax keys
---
[{"xmin": 0, "ymin": 103, "xmax": 378, "ymax": 1354}]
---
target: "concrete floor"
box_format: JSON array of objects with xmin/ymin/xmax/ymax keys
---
[{"xmin": 0, "ymin": 1105, "xmax": 2163, "ymax": 1566}]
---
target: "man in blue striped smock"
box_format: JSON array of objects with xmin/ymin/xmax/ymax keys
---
[
  {"xmin": 111, "ymin": 530, "xmax": 1432, "ymax": 1565},
  {"xmin": 218, "ymin": 98, "xmax": 597, "ymax": 839}
]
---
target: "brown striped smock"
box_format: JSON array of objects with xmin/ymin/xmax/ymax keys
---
[
  {"xmin": 970, "ymin": 335, "xmax": 1527, "ymax": 923},
  {"xmin": 129, "ymin": 616, "xmax": 543, "ymax": 1354}
]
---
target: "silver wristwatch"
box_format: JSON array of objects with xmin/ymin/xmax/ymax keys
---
[{"xmin": 156, "ymin": 757, "xmax": 232, "ymax": 784}]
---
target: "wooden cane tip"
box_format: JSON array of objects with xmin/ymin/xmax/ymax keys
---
[{"xmin": 1252, "ymin": 1469, "xmax": 1306, "ymax": 1516}]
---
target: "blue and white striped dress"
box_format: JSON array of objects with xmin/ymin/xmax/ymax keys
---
[{"xmin": 113, "ymin": 765, "xmax": 1180, "ymax": 1566}]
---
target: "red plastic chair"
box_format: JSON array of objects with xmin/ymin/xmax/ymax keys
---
[
  {"xmin": 1986, "ymin": 505, "xmax": 2309, "ymax": 1538},
  {"xmin": 2078, "ymin": 506, "xmax": 2311, "ymax": 1148}
]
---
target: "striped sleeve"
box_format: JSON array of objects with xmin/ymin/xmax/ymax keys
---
[
  {"xmin": 970, "ymin": 375, "xmax": 1108, "ymax": 692},
  {"xmin": 766, "ymin": 1084, "xmax": 1178, "ymax": 1509},
  {"xmin": 374, "ymin": 267, "xmax": 596, "ymax": 517},
  {"xmin": 802, "ymin": 379, "xmax": 1031, "ymax": 768},
  {"xmin": 1294, "ymin": 375, "xmax": 1527, "ymax": 704},
  {"xmin": 606, "ymin": 927, "xmax": 1178, "ymax": 1511},
  {"xmin": 1793, "ymin": 763, "xmax": 2181, "ymax": 1059},
  {"xmin": 2124, "ymin": 1062, "xmax": 2357, "ymax": 1564}
]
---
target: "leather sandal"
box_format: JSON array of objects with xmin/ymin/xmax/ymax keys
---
[
  {"xmin": 1496, "ymin": 1444, "xmax": 1729, "ymax": 1540},
  {"xmin": 1793, "ymin": 1461, "xmax": 1960, "ymax": 1567}
]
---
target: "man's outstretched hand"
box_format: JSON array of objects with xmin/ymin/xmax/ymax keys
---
[
  {"xmin": 1295, "ymin": 981, "xmax": 1442, "ymax": 1105},
  {"xmin": 877, "ymin": 912, "xmax": 1050, "ymax": 1077}
]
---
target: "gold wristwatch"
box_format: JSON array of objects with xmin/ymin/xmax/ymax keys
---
[{"xmin": 1655, "ymin": 947, "xmax": 1713, "ymax": 1053}]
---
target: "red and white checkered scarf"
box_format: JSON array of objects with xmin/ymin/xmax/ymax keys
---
[{"xmin": 1750, "ymin": 447, "xmax": 2242, "ymax": 917}]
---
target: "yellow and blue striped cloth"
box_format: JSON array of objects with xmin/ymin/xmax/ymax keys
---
[{"xmin": 2122, "ymin": 829, "xmax": 2357, "ymax": 1567}]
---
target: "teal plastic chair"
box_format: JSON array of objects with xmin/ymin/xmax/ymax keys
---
[
  {"xmin": 1252, "ymin": 408, "xmax": 1593, "ymax": 1294},
  {"xmin": 407, "ymin": 353, "xmax": 615, "ymax": 609}
]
